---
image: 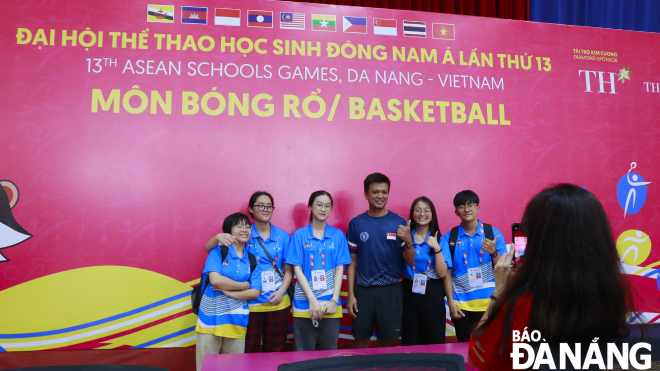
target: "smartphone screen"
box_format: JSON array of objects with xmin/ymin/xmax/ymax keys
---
[{"xmin": 512, "ymin": 223, "xmax": 526, "ymax": 268}]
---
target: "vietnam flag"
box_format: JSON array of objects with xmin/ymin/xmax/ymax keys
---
[
  {"xmin": 312, "ymin": 14, "xmax": 336, "ymax": 32},
  {"xmin": 432, "ymin": 23, "xmax": 455, "ymax": 40}
]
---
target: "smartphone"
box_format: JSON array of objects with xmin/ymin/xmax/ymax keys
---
[{"xmin": 511, "ymin": 223, "xmax": 527, "ymax": 269}]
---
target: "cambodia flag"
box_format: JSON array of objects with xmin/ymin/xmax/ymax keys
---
[
  {"xmin": 181, "ymin": 6, "xmax": 207, "ymax": 24},
  {"xmin": 248, "ymin": 10, "xmax": 273, "ymax": 28}
]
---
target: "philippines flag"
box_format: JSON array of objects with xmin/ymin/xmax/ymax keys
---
[
  {"xmin": 373, "ymin": 18, "xmax": 396, "ymax": 36},
  {"xmin": 343, "ymin": 16, "xmax": 367, "ymax": 34},
  {"xmin": 181, "ymin": 6, "xmax": 207, "ymax": 24},
  {"xmin": 280, "ymin": 12, "xmax": 305, "ymax": 30},
  {"xmin": 248, "ymin": 10, "xmax": 273, "ymax": 28},
  {"xmin": 403, "ymin": 20, "xmax": 426, "ymax": 38},
  {"xmin": 432, "ymin": 23, "xmax": 455, "ymax": 40},
  {"xmin": 215, "ymin": 8, "xmax": 240, "ymax": 26}
]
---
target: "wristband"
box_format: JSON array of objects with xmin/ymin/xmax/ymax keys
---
[
  {"xmin": 490, "ymin": 250, "xmax": 498, "ymax": 259},
  {"xmin": 431, "ymin": 248, "xmax": 442, "ymax": 255},
  {"xmin": 330, "ymin": 298, "xmax": 339, "ymax": 305}
]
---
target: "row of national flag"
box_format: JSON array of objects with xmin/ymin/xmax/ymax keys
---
[{"xmin": 147, "ymin": 5, "xmax": 455, "ymax": 39}]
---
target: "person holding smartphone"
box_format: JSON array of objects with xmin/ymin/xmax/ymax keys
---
[
  {"xmin": 204, "ymin": 192, "xmax": 292, "ymax": 353},
  {"xmin": 400, "ymin": 196, "xmax": 451, "ymax": 346},
  {"xmin": 468, "ymin": 184, "xmax": 639, "ymax": 370},
  {"xmin": 195, "ymin": 213, "xmax": 261, "ymax": 371},
  {"xmin": 440, "ymin": 190, "xmax": 507, "ymax": 343},
  {"xmin": 285, "ymin": 190, "xmax": 351, "ymax": 351}
]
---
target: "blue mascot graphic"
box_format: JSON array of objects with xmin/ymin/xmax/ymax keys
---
[{"xmin": 617, "ymin": 162, "xmax": 652, "ymax": 218}]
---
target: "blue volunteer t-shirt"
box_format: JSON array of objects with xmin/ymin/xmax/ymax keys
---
[
  {"xmin": 195, "ymin": 244, "xmax": 262, "ymax": 338},
  {"xmin": 347, "ymin": 211, "xmax": 407, "ymax": 286},
  {"xmin": 285, "ymin": 223, "xmax": 351, "ymax": 319},
  {"xmin": 440, "ymin": 220, "xmax": 507, "ymax": 312},
  {"xmin": 402, "ymin": 230, "xmax": 453, "ymax": 280},
  {"xmin": 246, "ymin": 223, "xmax": 291, "ymax": 312}
]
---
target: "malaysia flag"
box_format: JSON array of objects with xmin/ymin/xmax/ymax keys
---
[
  {"xmin": 248, "ymin": 10, "xmax": 273, "ymax": 28},
  {"xmin": 432, "ymin": 23, "xmax": 455, "ymax": 40},
  {"xmin": 181, "ymin": 6, "xmax": 207, "ymax": 24},
  {"xmin": 403, "ymin": 20, "xmax": 426, "ymax": 38},
  {"xmin": 373, "ymin": 18, "xmax": 396, "ymax": 36},
  {"xmin": 215, "ymin": 8, "xmax": 240, "ymax": 26},
  {"xmin": 343, "ymin": 16, "xmax": 367, "ymax": 34},
  {"xmin": 280, "ymin": 12, "xmax": 305, "ymax": 30}
]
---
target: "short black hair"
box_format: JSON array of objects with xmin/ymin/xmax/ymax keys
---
[
  {"xmin": 222, "ymin": 213, "xmax": 251, "ymax": 234},
  {"xmin": 363, "ymin": 172, "xmax": 391, "ymax": 193},
  {"xmin": 453, "ymin": 190, "xmax": 480, "ymax": 207}
]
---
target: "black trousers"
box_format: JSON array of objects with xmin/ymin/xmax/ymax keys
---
[
  {"xmin": 401, "ymin": 278, "xmax": 446, "ymax": 346},
  {"xmin": 452, "ymin": 309, "xmax": 486, "ymax": 343}
]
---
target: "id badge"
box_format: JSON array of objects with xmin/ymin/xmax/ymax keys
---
[
  {"xmin": 412, "ymin": 273, "xmax": 427, "ymax": 295},
  {"xmin": 312, "ymin": 269, "xmax": 327, "ymax": 290},
  {"xmin": 468, "ymin": 267, "xmax": 484, "ymax": 288},
  {"xmin": 261, "ymin": 270, "xmax": 276, "ymax": 292}
]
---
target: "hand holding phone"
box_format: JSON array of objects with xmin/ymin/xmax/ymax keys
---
[{"xmin": 511, "ymin": 223, "xmax": 527, "ymax": 269}]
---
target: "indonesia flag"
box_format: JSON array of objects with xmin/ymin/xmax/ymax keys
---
[
  {"xmin": 248, "ymin": 10, "xmax": 273, "ymax": 28},
  {"xmin": 181, "ymin": 6, "xmax": 207, "ymax": 24},
  {"xmin": 343, "ymin": 16, "xmax": 367, "ymax": 34},
  {"xmin": 387, "ymin": 233, "xmax": 396, "ymax": 240},
  {"xmin": 214, "ymin": 8, "xmax": 240, "ymax": 26},
  {"xmin": 373, "ymin": 18, "xmax": 396, "ymax": 36}
]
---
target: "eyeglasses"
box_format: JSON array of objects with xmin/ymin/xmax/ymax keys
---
[
  {"xmin": 314, "ymin": 202, "xmax": 332, "ymax": 210},
  {"xmin": 457, "ymin": 203, "xmax": 478, "ymax": 211},
  {"xmin": 414, "ymin": 209, "xmax": 432, "ymax": 215},
  {"xmin": 255, "ymin": 205, "xmax": 274, "ymax": 212},
  {"xmin": 234, "ymin": 224, "xmax": 251, "ymax": 231}
]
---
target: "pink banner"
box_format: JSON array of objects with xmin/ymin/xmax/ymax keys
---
[{"xmin": 1, "ymin": 0, "xmax": 659, "ymax": 351}]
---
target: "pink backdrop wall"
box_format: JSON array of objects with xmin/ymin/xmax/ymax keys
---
[{"xmin": 1, "ymin": 0, "xmax": 659, "ymax": 351}]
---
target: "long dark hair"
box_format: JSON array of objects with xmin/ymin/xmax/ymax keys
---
[
  {"xmin": 473, "ymin": 184, "xmax": 634, "ymax": 352},
  {"xmin": 408, "ymin": 196, "xmax": 441, "ymax": 253},
  {"xmin": 308, "ymin": 190, "xmax": 333, "ymax": 222}
]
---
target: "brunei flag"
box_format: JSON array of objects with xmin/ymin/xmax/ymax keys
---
[
  {"xmin": 312, "ymin": 14, "xmax": 336, "ymax": 32},
  {"xmin": 147, "ymin": 5, "xmax": 174, "ymax": 23}
]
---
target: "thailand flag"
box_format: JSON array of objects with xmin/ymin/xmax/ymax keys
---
[
  {"xmin": 403, "ymin": 20, "xmax": 426, "ymax": 38},
  {"xmin": 373, "ymin": 18, "xmax": 396, "ymax": 36},
  {"xmin": 343, "ymin": 16, "xmax": 367, "ymax": 34},
  {"xmin": 215, "ymin": 8, "xmax": 240, "ymax": 26},
  {"xmin": 248, "ymin": 10, "xmax": 273, "ymax": 28},
  {"xmin": 181, "ymin": 6, "xmax": 207, "ymax": 24}
]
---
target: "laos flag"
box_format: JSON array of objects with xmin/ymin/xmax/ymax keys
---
[{"xmin": 248, "ymin": 10, "xmax": 273, "ymax": 28}]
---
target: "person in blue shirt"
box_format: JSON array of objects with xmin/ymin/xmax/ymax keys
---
[
  {"xmin": 400, "ymin": 196, "xmax": 451, "ymax": 346},
  {"xmin": 195, "ymin": 213, "xmax": 261, "ymax": 371},
  {"xmin": 346, "ymin": 173, "xmax": 415, "ymax": 348},
  {"xmin": 285, "ymin": 190, "xmax": 351, "ymax": 351},
  {"xmin": 203, "ymin": 192, "xmax": 292, "ymax": 353},
  {"xmin": 440, "ymin": 190, "xmax": 507, "ymax": 343}
]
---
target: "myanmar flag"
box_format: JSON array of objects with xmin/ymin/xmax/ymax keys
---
[{"xmin": 312, "ymin": 14, "xmax": 336, "ymax": 32}]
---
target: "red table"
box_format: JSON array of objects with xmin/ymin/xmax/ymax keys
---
[{"xmin": 202, "ymin": 343, "xmax": 479, "ymax": 371}]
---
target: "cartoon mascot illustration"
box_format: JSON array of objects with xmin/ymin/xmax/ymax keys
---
[{"xmin": 0, "ymin": 180, "xmax": 32, "ymax": 262}]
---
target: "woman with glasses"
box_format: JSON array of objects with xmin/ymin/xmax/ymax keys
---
[
  {"xmin": 196, "ymin": 213, "xmax": 261, "ymax": 371},
  {"xmin": 285, "ymin": 190, "xmax": 351, "ymax": 351},
  {"xmin": 204, "ymin": 192, "xmax": 292, "ymax": 353},
  {"xmin": 399, "ymin": 196, "xmax": 451, "ymax": 346}
]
